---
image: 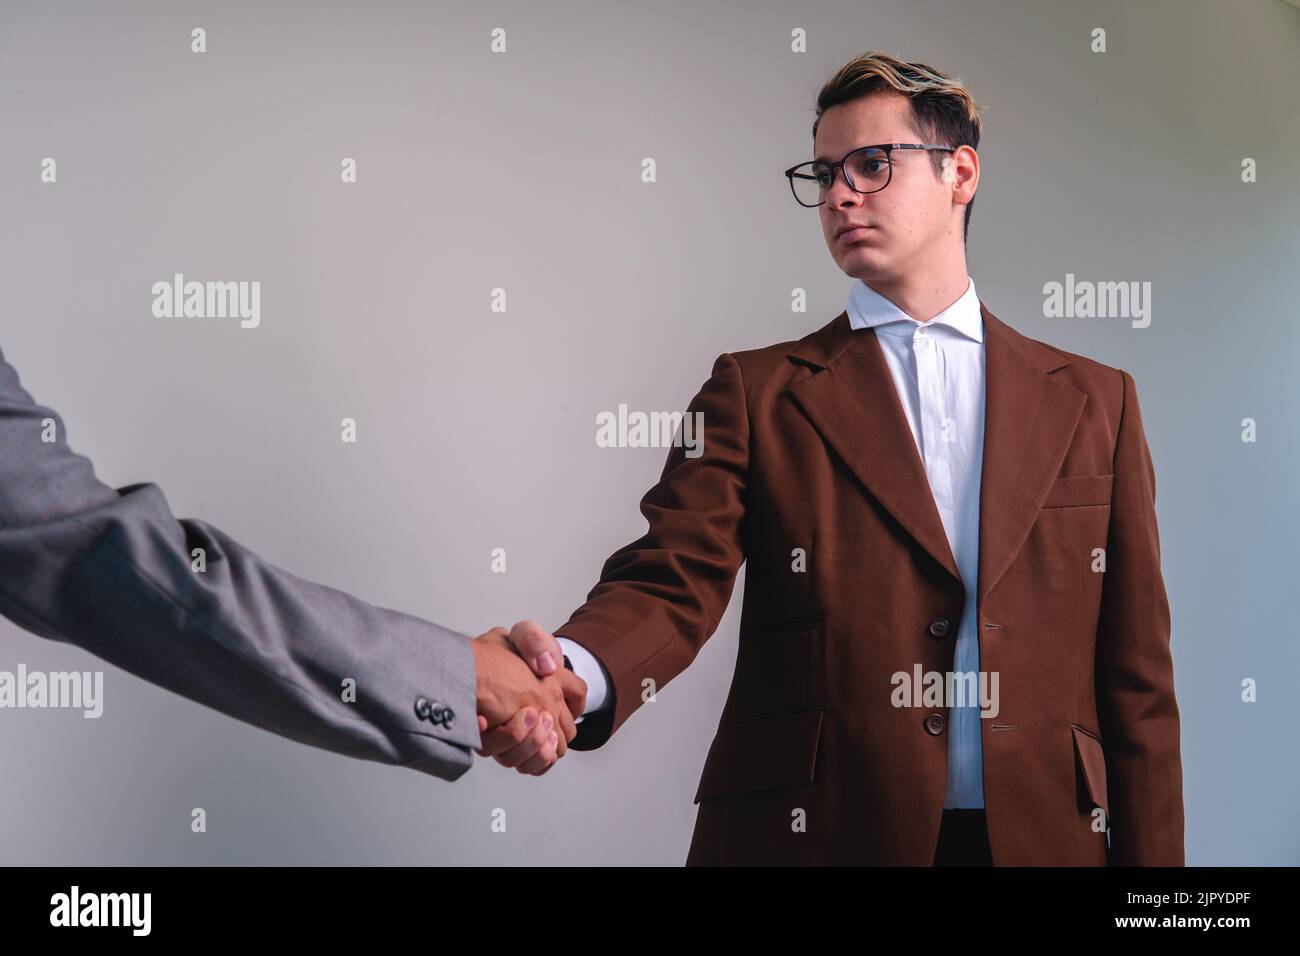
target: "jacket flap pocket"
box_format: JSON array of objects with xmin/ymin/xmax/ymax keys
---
[
  {"xmin": 1044, "ymin": 473, "xmax": 1114, "ymax": 508},
  {"xmin": 1072, "ymin": 724, "xmax": 1109, "ymax": 818},
  {"xmin": 693, "ymin": 708, "xmax": 823, "ymax": 804}
]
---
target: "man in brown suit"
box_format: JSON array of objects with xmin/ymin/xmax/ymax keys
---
[{"xmin": 483, "ymin": 52, "xmax": 1184, "ymax": 866}]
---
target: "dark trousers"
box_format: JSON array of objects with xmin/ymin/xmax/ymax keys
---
[{"xmin": 933, "ymin": 809, "xmax": 993, "ymax": 866}]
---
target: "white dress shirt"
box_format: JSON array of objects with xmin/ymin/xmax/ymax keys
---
[{"xmin": 561, "ymin": 276, "xmax": 987, "ymax": 810}]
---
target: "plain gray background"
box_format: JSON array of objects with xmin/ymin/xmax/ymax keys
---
[{"xmin": 1, "ymin": 0, "xmax": 1296, "ymax": 865}]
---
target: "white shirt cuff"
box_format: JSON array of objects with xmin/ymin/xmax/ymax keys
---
[{"xmin": 556, "ymin": 636, "xmax": 612, "ymax": 715}]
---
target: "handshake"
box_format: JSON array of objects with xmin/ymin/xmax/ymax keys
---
[{"xmin": 470, "ymin": 621, "xmax": 588, "ymax": 776}]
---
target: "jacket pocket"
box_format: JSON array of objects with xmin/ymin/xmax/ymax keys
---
[
  {"xmin": 1043, "ymin": 473, "xmax": 1114, "ymax": 509},
  {"xmin": 694, "ymin": 707, "xmax": 824, "ymax": 804},
  {"xmin": 1072, "ymin": 723, "xmax": 1110, "ymax": 819},
  {"xmin": 724, "ymin": 616, "xmax": 826, "ymax": 723}
]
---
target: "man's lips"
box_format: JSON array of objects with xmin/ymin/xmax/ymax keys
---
[{"xmin": 837, "ymin": 225, "xmax": 873, "ymax": 242}]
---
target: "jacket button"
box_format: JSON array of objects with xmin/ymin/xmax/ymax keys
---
[
  {"xmin": 414, "ymin": 697, "xmax": 432, "ymax": 720},
  {"xmin": 924, "ymin": 713, "xmax": 946, "ymax": 735},
  {"xmin": 928, "ymin": 617, "xmax": 950, "ymax": 638},
  {"xmin": 430, "ymin": 704, "xmax": 455, "ymax": 729}
]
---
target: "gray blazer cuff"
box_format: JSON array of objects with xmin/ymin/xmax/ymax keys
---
[{"xmin": 373, "ymin": 613, "xmax": 481, "ymax": 763}]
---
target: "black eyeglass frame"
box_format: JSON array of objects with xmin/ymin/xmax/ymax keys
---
[{"xmin": 784, "ymin": 143, "xmax": 957, "ymax": 207}]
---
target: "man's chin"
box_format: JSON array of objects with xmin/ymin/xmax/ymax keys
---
[{"xmin": 838, "ymin": 248, "xmax": 892, "ymax": 282}]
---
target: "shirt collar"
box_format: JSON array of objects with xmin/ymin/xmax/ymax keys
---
[{"xmin": 846, "ymin": 275, "xmax": 984, "ymax": 343}]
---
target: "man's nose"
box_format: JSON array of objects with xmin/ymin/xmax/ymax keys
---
[{"xmin": 825, "ymin": 168, "xmax": 862, "ymax": 207}]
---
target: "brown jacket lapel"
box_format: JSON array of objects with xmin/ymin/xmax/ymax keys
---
[
  {"xmin": 978, "ymin": 305, "xmax": 1087, "ymax": 602},
  {"xmin": 786, "ymin": 310, "xmax": 960, "ymax": 583},
  {"xmin": 785, "ymin": 302, "xmax": 1088, "ymax": 602}
]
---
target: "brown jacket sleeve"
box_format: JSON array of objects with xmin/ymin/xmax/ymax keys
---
[
  {"xmin": 1094, "ymin": 369, "xmax": 1185, "ymax": 864},
  {"xmin": 557, "ymin": 353, "xmax": 750, "ymax": 750}
]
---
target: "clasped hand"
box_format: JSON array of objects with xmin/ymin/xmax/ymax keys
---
[{"xmin": 471, "ymin": 621, "xmax": 586, "ymax": 776}]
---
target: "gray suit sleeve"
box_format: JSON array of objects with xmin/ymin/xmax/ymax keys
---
[{"xmin": 0, "ymin": 346, "xmax": 480, "ymax": 780}]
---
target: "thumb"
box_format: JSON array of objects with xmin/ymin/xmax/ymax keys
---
[{"xmin": 508, "ymin": 619, "xmax": 561, "ymax": 677}]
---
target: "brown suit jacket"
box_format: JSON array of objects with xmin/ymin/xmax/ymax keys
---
[{"xmin": 558, "ymin": 302, "xmax": 1184, "ymax": 866}]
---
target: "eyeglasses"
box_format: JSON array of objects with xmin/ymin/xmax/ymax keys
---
[{"xmin": 784, "ymin": 143, "xmax": 956, "ymax": 207}]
